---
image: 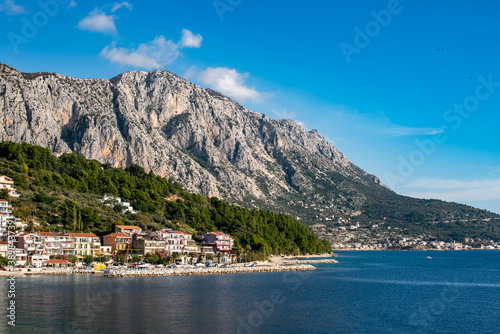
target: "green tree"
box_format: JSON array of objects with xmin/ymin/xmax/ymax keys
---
[
  {"xmin": 0, "ymin": 256, "xmax": 9, "ymax": 268},
  {"xmin": 82, "ymin": 255, "xmax": 94, "ymax": 265},
  {"xmin": 95, "ymin": 255, "xmax": 109, "ymax": 263},
  {"xmin": 0, "ymin": 189, "xmax": 9, "ymax": 201},
  {"xmin": 113, "ymin": 204, "xmax": 124, "ymax": 213},
  {"xmin": 130, "ymin": 254, "xmax": 142, "ymax": 263},
  {"xmin": 145, "ymin": 253, "xmax": 159, "ymax": 264},
  {"xmin": 67, "ymin": 255, "xmax": 78, "ymax": 265},
  {"xmin": 114, "ymin": 254, "xmax": 126, "ymax": 264}
]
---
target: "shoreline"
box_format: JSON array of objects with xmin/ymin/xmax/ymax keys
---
[
  {"xmin": 104, "ymin": 265, "xmax": 317, "ymax": 278},
  {"xmin": 330, "ymin": 248, "xmax": 500, "ymax": 251},
  {"xmin": 11, "ymin": 264, "xmax": 318, "ymax": 277}
]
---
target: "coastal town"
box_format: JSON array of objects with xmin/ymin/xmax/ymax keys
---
[
  {"xmin": 1, "ymin": 222, "xmax": 237, "ymax": 269},
  {"xmin": 0, "ymin": 173, "xmax": 498, "ymax": 274},
  {"xmin": 311, "ymin": 221, "xmax": 500, "ymax": 250}
]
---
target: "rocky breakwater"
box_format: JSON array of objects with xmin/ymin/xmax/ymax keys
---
[
  {"xmin": 24, "ymin": 268, "xmax": 102, "ymax": 275},
  {"xmin": 104, "ymin": 265, "xmax": 316, "ymax": 278},
  {"xmin": 282, "ymin": 259, "xmax": 339, "ymax": 265}
]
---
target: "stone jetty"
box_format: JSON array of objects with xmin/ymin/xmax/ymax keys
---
[
  {"xmin": 104, "ymin": 264, "xmax": 316, "ymax": 278},
  {"xmin": 282, "ymin": 259, "xmax": 339, "ymax": 265},
  {"xmin": 24, "ymin": 268, "xmax": 103, "ymax": 275}
]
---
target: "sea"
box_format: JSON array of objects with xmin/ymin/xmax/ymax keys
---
[{"xmin": 1, "ymin": 250, "xmax": 499, "ymax": 333}]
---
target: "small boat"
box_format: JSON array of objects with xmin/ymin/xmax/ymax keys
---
[
  {"xmin": 426, "ymin": 256, "xmax": 432, "ymax": 260},
  {"xmin": 93, "ymin": 263, "xmax": 106, "ymax": 270}
]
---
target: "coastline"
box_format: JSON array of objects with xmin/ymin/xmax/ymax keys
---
[
  {"xmin": 10, "ymin": 264, "xmax": 318, "ymax": 278},
  {"xmin": 330, "ymin": 248, "xmax": 500, "ymax": 251},
  {"xmin": 104, "ymin": 264, "xmax": 316, "ymax": 278}
]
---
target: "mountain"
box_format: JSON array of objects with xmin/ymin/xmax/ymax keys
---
[{"xmin": 1, "ymin": 61, "xmax": 499, "ymax": 241}]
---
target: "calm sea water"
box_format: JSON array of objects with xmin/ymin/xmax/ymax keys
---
[{"xmin": 1, "ymin": 250, "xmax": 499, "ymax": 333}]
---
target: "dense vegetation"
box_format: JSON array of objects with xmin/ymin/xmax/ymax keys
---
[
  {"xmin": 0, "ymin": 141, "xmax": 331, "ymax": 255},
  {"xmin": 241, "ymin": 153, "xmax": 500, "ymax": 242}
]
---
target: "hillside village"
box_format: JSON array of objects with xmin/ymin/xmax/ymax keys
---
[
  {"xmin": 1, "ymin": 223, "xmax": 235, "ymax": 268},
  {"xmin": 1, "ymin": 175, "xmax": 238, "ymax": 268}
]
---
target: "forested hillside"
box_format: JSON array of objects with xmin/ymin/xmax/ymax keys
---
[{"xmin": 0, "ymin": 141, "xmax": 331, "ymax": 255}]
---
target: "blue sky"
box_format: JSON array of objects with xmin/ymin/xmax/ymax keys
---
[{"xmin": 1, "ymin": 0, "xmax": 499, "ymax": 214}]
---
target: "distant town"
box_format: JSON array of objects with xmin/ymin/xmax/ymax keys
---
[{"xmin": 311, "ymin": 221, "xmax": 500, "ymax": 250}]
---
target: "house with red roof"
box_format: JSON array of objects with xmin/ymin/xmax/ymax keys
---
[
  {"xmin": 103, "ymin": 232, "xmax": 132, "ymax": 254},
  {"xmin": 43, "ymin": 259, "xmax": 72, "ymax": 268},
  {"xmin": 115, "ymin": 225, "xmax": 142, "ymax": 235}
]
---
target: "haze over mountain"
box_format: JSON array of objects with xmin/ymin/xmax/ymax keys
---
[{"xmin": 1, "ymin": 62, "xmax": 499, "ymax": 232}]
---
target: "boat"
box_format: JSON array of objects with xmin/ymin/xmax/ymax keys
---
[
  {"xmin": 93, "ymin": 263, "xmax": 106, "ymax": 270},
  {"xmin": 426, "ymin": 256, "xmax": 432, "ymax": 260}
]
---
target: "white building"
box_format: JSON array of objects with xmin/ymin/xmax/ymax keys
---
[
  {"xmin": 198, "ymin": 232, "xmax": 234, "ymax": 254},
  {"xmin": 0, "ymin": 199, "xmax": 22, "ymax": 233},
  {"xmin": 149, "ymin": 230, "xmax": 183, "ymax": 254},
  {"xmin": 100, "ymin": 195, "xmax": 136, "ymax": 214},
  {"xmin": 0, "ymin": 175, "xmax": 19, "ymax": 198}
]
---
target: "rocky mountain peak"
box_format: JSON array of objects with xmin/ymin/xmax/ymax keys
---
[{"xmin": 0, "ymin": 62, "xmax": 420, "ymax": 225}]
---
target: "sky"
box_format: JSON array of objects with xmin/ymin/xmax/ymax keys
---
[{"xmin": 0, "ymin": 0, "xmax": 499, "ymax": 214}]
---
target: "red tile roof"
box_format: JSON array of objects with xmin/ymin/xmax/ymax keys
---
[
  {"xmin": 115, "ymin": 225, "xmax": 141, "ymax": 229},
  {"xmin": 173, "ymin": 231, "xmax": 191, "ymax": 236},
  {"xmin": 43, "ymin": 259, "xmax": 72, "ymax": 264},
  {"xmin": 104, "ymin": 232, "xmax": 132, "ymax": 238},
  {"xmin": 38, "ymin": 232, "xmax": 58, "ymax": 237},
  {"xmin": 67, "ymin": 233, "xmax": 99, "ymax": 238}
]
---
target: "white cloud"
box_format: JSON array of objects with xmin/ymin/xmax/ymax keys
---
[
  {"xmin": 379, "ymin": 125, "xmax": 445, "ymax": 137},
  {"xmin": 198, "ymin": 67, "xmax": 264, "ymax": 102},
  {"xmin": 111, "ymin": 2, "xmax": 132, "ymax": 12},
  {"xmin": 100, "ymin": 36, "xmax": 181, "ymax": 68},
  {"xmin": 271, "ymin": 106, "xmax": 308, "ymax": 130},
  {"xmin": 327, "ymin": 108, "xmax": 445, "ymax": 137},
  {"xmin": 99, "ymin": 29, "xmax": 203, "ymax": 69},
  {"xmin": 68, "ymin": 0, "xmax": 77, "ymax": 9},
  {"xmin": 405, "ymin": 177, "xmax": 500, "ymax": 202},
  {"xmin": 180, "ymin": 29, "xmax": 203, "ymax": 48},
  {"xmin": 183, "ymin": 65, "xmax": 198, "ymax": 80},
  {"xmin": 78, "ymin": 9, "xmax": 117, "ymax": 34},
  {"xmin": 0, "ymin": 0, "xmax": 26, "ymax": 15}
]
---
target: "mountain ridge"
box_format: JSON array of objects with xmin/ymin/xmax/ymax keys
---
[{"xmin": 1, "ymin": 61, "xmax": 499, "ymax": 240}]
